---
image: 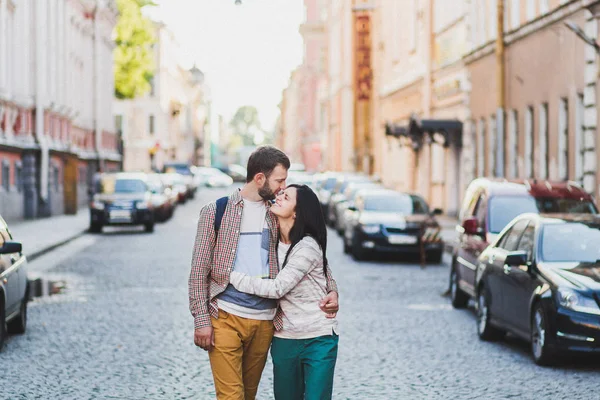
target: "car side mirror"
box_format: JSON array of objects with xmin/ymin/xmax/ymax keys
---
[
  {"xmin": 462, "ymin": 217, "xmax": 479, "ymax": 235},
  {"xmin": 0, "ymin": 241, "xmax": 22, "ymax": 254},
  {"xmin": 432, "ymin": 208, "xmax": 443, "ymax": 216},
  {"xmin": 505, "ymin": 251, "xmax": 528, "ymax": 266}
]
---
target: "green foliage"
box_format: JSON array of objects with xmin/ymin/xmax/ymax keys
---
[
  {"xmin": 114, "ymin": 0, "xmax": 156, "ymax": 99},
  {"xmin": 229, "ymin": 106, "xmax": 262, "ymax": 146}
]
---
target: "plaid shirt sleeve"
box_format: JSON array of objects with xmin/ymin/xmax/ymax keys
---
[
  {"xmin": 188, "ymin": 202, "xmax": 217, "ymax": 330},
  {"xmin": 324, "ymin": 262, "xmax": 338, "ymax": 293}
]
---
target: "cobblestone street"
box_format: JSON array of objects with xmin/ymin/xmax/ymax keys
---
[{"xmin": 2, "ymin": 188, "xmax": 600, "ymax": 399}]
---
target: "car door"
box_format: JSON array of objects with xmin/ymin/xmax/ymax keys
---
[
  {"xmin": 0, "ymin": 220, "xmax": 19, "ymax": 315},
  {"xmin": 457, "ymin": 192, "xmax": 486, "ymax": 296},
  {"xmin": 502, "ymin": 221, "xmax": 537, "ymax": 336},
  {"xmin": 484, "ymin": 219, "xmax": 529, "ymax": 323}
]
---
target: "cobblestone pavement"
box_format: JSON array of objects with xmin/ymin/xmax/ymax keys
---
[{"xmin": 2, "ymin": 188, "xmax": 600, "ymax": 399}]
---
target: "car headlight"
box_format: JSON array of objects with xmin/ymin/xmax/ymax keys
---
[
  {"xmin": 557, "ymin": 289, "xmax": 600, "ymax": 315},
  {"xmin": 361, "ymin": 224, "xmax": 380, "ymax": 234},
  {"xmin": 91, "ymin": 201, "xmax": 105, "ymax": 210}
]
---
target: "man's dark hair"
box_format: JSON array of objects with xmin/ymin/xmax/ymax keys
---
[{"xmin": 246, "ymin": 146, "xmax": 290, "ymax": 183}]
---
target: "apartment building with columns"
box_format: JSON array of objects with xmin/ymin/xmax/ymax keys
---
[{"xmin": 0, "ymin": 0, "xmax": 119, "ymax": 221}]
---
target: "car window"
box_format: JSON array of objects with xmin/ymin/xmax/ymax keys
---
[
  {"xmin": 541, "ymin": 223, "xmax": 600, "ymax": 262},
  {"xmin": 410, "ymin": 195, "xmax": 430, "ymax": 214},
  {"xmin": 535, "ymin": 198, "xmax": 598, "ymax": 214},
  {"xmin": 495, "ymin": 227, "xmax": 512, "ymax": 249},
  {"xmin": 488, "ymin": 196, "xmax": 538, "ymax": 233},
  {"xmin": 500, "ymin": 219, "xmax": 528, "ymax": 252},
  {"xmin": 474, "ymin": 195, "xmax": 487, "ymax": 227},
  {"xmin": 364, "ymin": 194, "xmax": 413, "ymax": 213},
  {"xmin": 516, "ymin": 223, "xmax": 535, "ymax": 261}
]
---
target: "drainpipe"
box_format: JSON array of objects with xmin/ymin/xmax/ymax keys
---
[
  {"xmin": 36, "ymin": 1, "xmax": 49, "ymax": 202},
  {"xmin": 93, "ymin": 2, "xmax": 103, "ymax": 171},
  {"xmin": 495, "ymin": 0, "xmax": 505, "ymax": 177}
]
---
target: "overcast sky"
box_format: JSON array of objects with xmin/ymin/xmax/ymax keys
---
[{"xmin": 147, "ymin": 0, "xmax": 305, "ymax": 131}]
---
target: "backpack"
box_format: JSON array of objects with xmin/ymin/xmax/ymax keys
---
[{"xmin": 214, "ymin": 196, "xmax": 228, "ymax": 233}]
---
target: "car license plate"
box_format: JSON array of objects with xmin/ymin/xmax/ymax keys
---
[
  {"xmin": 388, "ymin": 234, "xmax": 417, "ymax": 245},
  {"xmin": 110, "ymin": 210, "xmax": 132, "ymax": 221}
]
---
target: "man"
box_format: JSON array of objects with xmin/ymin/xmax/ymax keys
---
[{"xmin": 189, "ymin": 146, "xmax": 339, "ymax": 399}]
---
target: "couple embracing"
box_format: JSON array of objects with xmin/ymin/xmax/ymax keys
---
[{"xmin": 188, "ymin": 146, "xmax": 340, "ymax": 399}]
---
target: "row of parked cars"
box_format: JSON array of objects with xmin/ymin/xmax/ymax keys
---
[
  {"xmin": 287, "ymin": 171, "xmax": 445, "ymax": 263},
  {"xmin": 448, "ymin": 178, "xmax": 600, "ymax": 364},
  {"xmin": 88, "ymin": 165, "xmax": 235, "ymax": 234}
]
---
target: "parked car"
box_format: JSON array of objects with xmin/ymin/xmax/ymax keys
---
[
  {"xmin": 0, "ymin": 214, "xmax": 28, "ymax": 351},
  {"xmin": 335, "ymin": 181, "xmax": 383, "ymax": 234},
  {"xmin": 450, "ymin": 178, "xmax": 598, "ymax": 309},
  {"xmin": 326, "ymin": 175, "xmax": 372, "ymax": 227},
  {"xmin": 222, "ymin": 164, "xmax": 247, "ymax": 183},
  {"xmin": 161, "ymin": 173, "xmax": 189, "ymax": 204},
  {"xmin": 317, "ymin": 172, "xmax": 344, "ymax": 221},
  {"xmin": 163, "ymin": 162, "xmax": 197, "ymax": 199},
  {"xmin": 475, "ymin": 213, "xmax": 600, "ymax": 365},
  {"xmin": 194, "ymin": 167, "xmax": 233, "ymax": 188},
  {"xmin": 343, "ymin": 189, "xmax": 443, "ymax": 261},
  {"xmin": 147, "ymin": 174, "xmax": 174, "ymax": 222},
  {"xmin": 89, "ymin": 173, "xmax": 155, "ymax": 233}
]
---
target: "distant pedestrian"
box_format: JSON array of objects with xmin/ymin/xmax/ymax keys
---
[
  {"xmin": 229, "ymin": 184, "xmax": 339, "ymax": 400},
  {"xmin": 188, "ymin": 145, "xmax": 339, "ymax": 400}
]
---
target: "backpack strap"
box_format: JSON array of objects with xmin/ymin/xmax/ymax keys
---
[{"xmin": 214, "ymin": 196, "xmax": 229, "ymax": 233}]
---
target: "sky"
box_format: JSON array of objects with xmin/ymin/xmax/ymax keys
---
[{"xmin": 147, "ymin": 0, "xmax": 305, "ymax": 132}]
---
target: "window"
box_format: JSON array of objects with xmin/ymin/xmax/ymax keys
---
[
  {"xmin": 526, "ymin": 0, "xmax": 536, "ymax": 21},
  {"xmin": 500, "ymin": 219, "xmax": 529, "ymax": 251},
  {"xmin": 516, "ymin": 223, "xmax": 536, "ymax": 261},
  {"xmin": 510, "ymin": 0, "xmax": 520, "ymax": 29},
  {"xmin": 558, "ymin": 98, "xmax": 569, "ymax": 181},
  {"xmin": 508, "ymin": 110, "xmax": 518, "ymax": 178},
  {"xmin": 474, "ymin": 194, "xmax": 487, "ymax": 228},
  {"xmin": 488, "ymin": 196, "xmax": 538, "ymax": 233},
  {"xmin": 477, "ymin": 119, "xmax": 485, "ymax": 177},
  {"xmin": 524, "ymin": 106, "xmax": 534, "ymax": 178},
  {"xmin": 539, "ymin": 0, "xmax": 549, "ymax": 14},
  {"xmin": 114, "ymin": 115, "xmax": 123, "ymax": 134},
  {"xmin": 488, "ymin": 115, "xmax": 496, "ymax": 177},
  {"xmin": 149, "ymin": 115, "xmax": 155, "ymax": 135},
  {"xmin": 575, "ymin": 93, "xmax": 584, "ymax": 183},
  {"xmin": 1, "ymin": 161, "xmax": 9, "ymax": 191},
  {"xmin": 15, "ymin": 162, "xmax": 22, "ymax": 192},
  {"xmin": 538, "ymin": 103, "xmax": 549, "ymax": 179},
  {"xmin": 53, "ymin": 165, "xmax": 60, "ymax": 192}
]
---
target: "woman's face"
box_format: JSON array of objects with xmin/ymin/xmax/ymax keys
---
[{"xmin": 271, "ymin": 187, "xmax": 297, "ymax": 219}]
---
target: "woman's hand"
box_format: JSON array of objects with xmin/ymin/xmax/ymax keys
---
[{"xmin": 319, "ymin": 291, "xmax": 339, "ymax": 318}]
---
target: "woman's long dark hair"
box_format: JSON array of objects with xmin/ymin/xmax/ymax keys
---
[{"xmin": 279, "ymin": 184, "xmax": 328, "ymax": 274}]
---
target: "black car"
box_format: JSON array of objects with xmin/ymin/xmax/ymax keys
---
[
  {"xmin": 475, "ymin": 213, "xmax": 600, "ymax": 365},
  {"xmin": 0, "ymin": 214, "xmax": 28, "ymax": 351},
  {"xmin": 343, "ymin": 190, "xmax": 443, "ymax": 261},
  {"xmin": 89, "ymin": 173, "xmax": 155, "ymax": 233}
]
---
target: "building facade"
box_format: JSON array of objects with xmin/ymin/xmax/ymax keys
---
[
  {"xmin": 114, "ymin": 23, "xmax": 211, "ymax": 173},
  {"xmin": 0, "ymin": 0, "xmax": 119, "ymax": 222}
]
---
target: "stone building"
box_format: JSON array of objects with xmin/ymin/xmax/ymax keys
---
[{"xmin": 0, "ymin": 0, "xmax": 119, "ymax": 221}]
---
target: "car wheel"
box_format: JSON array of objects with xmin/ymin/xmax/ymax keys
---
[
  {"xmin": 0, "ymin": 299, "xmax": 6, "ymax": 352},
  {"xmin": 477, "ymin": 286, "xmax": 505, "ymax": 341},
  {"xmin": 427, "ymin": 250, "xmax": 443, "ymax": 264},
  {"xmin": 531, "ymin": 303, "xmax": 554, "ymax": 366},
  {"xmin": 351, "ymin": 235, "xmax": 367, "ymax": 261},
  {"xmin": 450, "ymin": 264, "xmax": 469, "ymax": 309},
  {"xmin": 7, "ymin": 294, "xmax": 27, "ymax": 334},
  {"xmin": 89, "ymin": 222, "xmax": 103, "ymax": 233},
  {"xmin": 144, "ymin": 222, "xmax": 155, "ymax": 233}
]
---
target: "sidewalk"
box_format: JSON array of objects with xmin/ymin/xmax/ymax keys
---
[{"xmin": 9, "ymin": 209, "xmax": 89, "ymax": 262}]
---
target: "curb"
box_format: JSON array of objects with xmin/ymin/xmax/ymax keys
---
[{"xmin": 26, "ymin": 230, "xmax": 88, "ymax": 263}]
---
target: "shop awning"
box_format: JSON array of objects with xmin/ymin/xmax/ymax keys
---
[{"xmin": 386, "ymin": 115, "xmax": 463, "ymax": 150}]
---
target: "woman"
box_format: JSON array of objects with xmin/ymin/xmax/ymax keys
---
[{"xmin": 229, "ymin": 184, "xmax": 339, "ymax": 400}]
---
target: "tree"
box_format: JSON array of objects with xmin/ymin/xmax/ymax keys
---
[
  {"xmin": 113, "ymin": 0, "xmax": 156, "ymax": 99},
  {"xmin": 229, "ymin": 106, "xmax": 263, "ymax": 146}
]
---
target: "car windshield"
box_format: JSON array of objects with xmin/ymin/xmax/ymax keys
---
[
  {"xmin": 364, "ymin": 194, "xmax": 413, "ymax": 213},
  {"xmin": 542, "ymin": 223, "xmax": 600, "ymax": 262},
  {"xmin": 488, "ymin": 196, "xmax": 597, "ymax": 233},
  {"xmin": 99, "ymin": 178, "xmax": 147, "ymax": 194}
]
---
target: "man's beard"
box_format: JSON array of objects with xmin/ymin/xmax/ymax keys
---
[{"xmin": 258, "ymin": 183, "xmax": 276, "ymax": 201}]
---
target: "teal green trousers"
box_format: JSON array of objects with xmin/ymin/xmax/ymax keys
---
[{"xmin": 271, "ymin": 334, "xmax": 339, "ymax": 400}]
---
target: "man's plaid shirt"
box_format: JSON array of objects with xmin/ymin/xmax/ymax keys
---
[{"xmin": 189, "ymin": 189, "xmax": 338, "ymax": 331}]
